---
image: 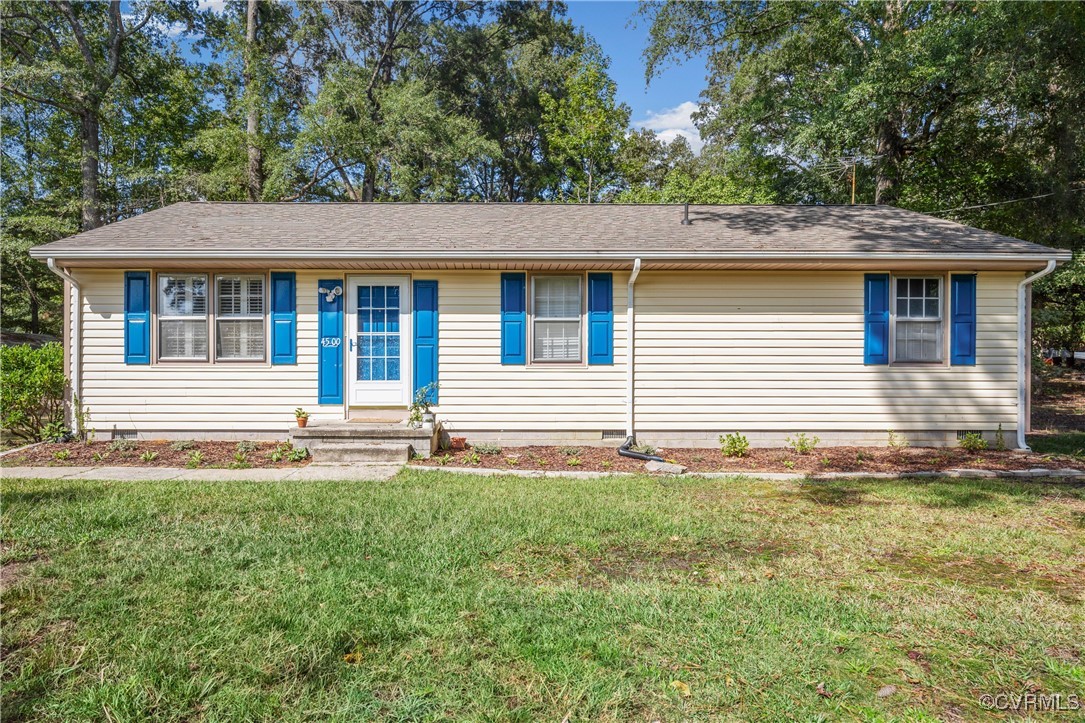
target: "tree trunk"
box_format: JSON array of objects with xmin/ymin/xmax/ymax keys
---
[
  {"xmin": 245, "ymin": 0, "xmax": 264, "ymax": 202},
  {"xmin": 80, "ymin": 110, "xmax": 102, "ymax": 230},
  {"xmin": 362, "ymin": 163, "xmax": 376, "ymax": 202},
  {"xmin": 874, "ymin": 118, "xmax": 905, "ymax": 206}
]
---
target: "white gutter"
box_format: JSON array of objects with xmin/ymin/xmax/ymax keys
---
[
  {"xmin": 626, "ymin": 258, "xmax": 642, "ymax": 439},
  {"xmin": 27, "ymin": 248, "xmax": 1073, "ymax": 262},
  {"xmin": 1017, "ymin": 260, "xmax": 1057, "ymax": 451},
  {"xmin": 45, "ymin": 258, "xmax": 80, "ymax": 418}
]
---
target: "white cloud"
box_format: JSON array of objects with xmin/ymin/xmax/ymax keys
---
[
  {"xmin": 198, "ymin": 0, "xmax": 227, "ymax": 12},
  {"xmin": 633, "ymin": 101, "xmax": 704, "ymax": 153}
]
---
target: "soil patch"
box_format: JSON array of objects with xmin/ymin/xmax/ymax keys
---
[
  {"xmin": 1, "ymin": 440, "xmax": 309, "ymax": 469},
  {"xmin": 412, "ymin": 444, "xmax": 1079, "ymax": 475},
  {"xmin": 881, "ymin": 550, "xmax": 1084, "ymax": 604},
  {"xmin": 496, "ymin": 538, "xmax": 794, "ymax": 587},
  {"xmin": 1033, "ymin": 369, "xmax": 1085, "ymax": 433}
]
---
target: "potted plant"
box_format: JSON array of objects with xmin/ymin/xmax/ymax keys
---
[
  {"xmin": 408, "ymin": 382, "xmax": 439, "ymax": 428},
  {"xmin": 295, "ymin": 408, "xmax": 310, "ymax": 428}
]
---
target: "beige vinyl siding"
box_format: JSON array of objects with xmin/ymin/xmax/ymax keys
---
[
  {"xmin": 76, "ymin": 270, "xmax": 331, "ymax": 432},
  {"xmin": 429, "ymin": 271, "xmax": 628, "ymax": 431},
  {"xmin": 633, "ymin": 271, "xmax": 1019, "ymax": 431},
  {"xmin": 71, "ymin": 267, "xmax": 1021, "ymax": 438}
]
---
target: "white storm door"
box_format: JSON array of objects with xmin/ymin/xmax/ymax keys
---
[{"xmin": 347, "ymin": 276, "xmax": 411, "ymax": 406}]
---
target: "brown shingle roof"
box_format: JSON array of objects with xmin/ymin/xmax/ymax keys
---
[{"xmin": 30, "ymin": 202, "xmax": 1066, "ymax": 261}]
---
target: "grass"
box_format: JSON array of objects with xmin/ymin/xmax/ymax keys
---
[
  {"xmin": 1029, "ymin": 431, "xmax": 1085, "ymax": 460},
  {"xmin": 2, "ymin": 470, "xmax": 1083, "ymax": 721}
]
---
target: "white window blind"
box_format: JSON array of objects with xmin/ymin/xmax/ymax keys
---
[
  {"xmin": 894, "ymin": 277, "xmax": 943, "ymax": 363},
  {"xmin": 216, "ymin": 275, "xmax": 265, "ymax": 360},
  {"xmin": 158, "ymin": 274, "xmax": 208, "ymax": 360},
  {"xmin": 533, "ymin": 276, "xmax": 581, "ymax": 362}
]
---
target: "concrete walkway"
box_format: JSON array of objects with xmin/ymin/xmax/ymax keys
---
[
  {"xmin": 4, "ymin": 463, "xmax": 1082, "ymax": 483},
  {"xmin": 1, "ymin": 464, "xmax": 401, "ymax": 482}
]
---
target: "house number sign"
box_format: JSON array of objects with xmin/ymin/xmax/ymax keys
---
[{"xmin": 321, "ymin": 337, "xmax": 341, "ymax": 348}]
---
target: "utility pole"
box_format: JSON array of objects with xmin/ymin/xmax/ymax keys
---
[{"xmin": 850, "ymin": 161, "xmax": 857, "ymax": 205}]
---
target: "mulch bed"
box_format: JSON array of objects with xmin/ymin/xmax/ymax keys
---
[
  {"xmin": 1, "ymin": 440, "xmax": 309, "ymax": 469},
  {"xmin": 411, "ymin": 444, "xmax": 1082, "ymax": 475}
]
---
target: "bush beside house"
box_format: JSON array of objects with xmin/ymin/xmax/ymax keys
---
[{"xmin": 1, "ymin": 342, "xmax": 66, "ymax": 442}]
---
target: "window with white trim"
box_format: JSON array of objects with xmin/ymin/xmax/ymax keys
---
[
  {"xmin": 532, "ymin": 275, "xmax": 582, "ymax": 362},
  {"xmin": 893, "ymin": 276, "xmax": 943, "ymax": 363},
  {"xmin": 158, "ymin": 273, "xmax": 209, "ymax": 360},
  {"xmin": 216, "ymin": 274, "xmax": 265, "ymax": 360}
]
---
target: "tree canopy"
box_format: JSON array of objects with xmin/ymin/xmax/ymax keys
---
[{"xmin": 2, "ymin": 0, "xmax": 1082, "ymax": 352}]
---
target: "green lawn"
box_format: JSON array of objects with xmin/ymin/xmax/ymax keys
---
[{"xmin": 2, "ymin": 471, "xmax": 1083, "ymax": 721}]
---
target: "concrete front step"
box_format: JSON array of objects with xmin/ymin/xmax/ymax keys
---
[
  {"xmin": 291, "ymin": 421, "xmax": 439, "ymax": 463},
  {"xmin": 305, "ymin": 441, "xmax": 412, "ymax": 464}
]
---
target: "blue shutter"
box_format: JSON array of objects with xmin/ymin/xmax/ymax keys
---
[
  {"xmin": 413, "ymin": 280, "xmax": 439, "ymax": 403},
  {"xmin": 587, "ymin": 273, "xmax": 614, "ymax": 365},
  {"xmin": 270, "ymin": 272, "xmax": 296, "ymax": 365},
  {"xmin": 318, "ymin": 279, "xmax": 344, "ymax": 405},
  {"xmin": 124, "ymin": 271, "xmax": 151, "ymax": 365},
  {"xmin": 500, "ymin": 273, "xmax": 526, "ymax": 365},
  {"xmin": 864, "ymin": 273, "xmax": 890, "ymax": 365},
  {"xmin": 950, "ymin": 274, "xmax": 977, "ymax": 366}
]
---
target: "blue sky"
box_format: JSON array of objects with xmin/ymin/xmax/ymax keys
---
[{"xmin": 563, "ymin": 0, "xmax": 709, "ymax": 151}]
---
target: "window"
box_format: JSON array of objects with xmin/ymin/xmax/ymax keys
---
[
  {"xmin": 894, "ymin": 277, "xmax": 943, "ymax": 363},
  {"xmin": 216, "ymin": 275, "xmax": 266, "ymax": 360},
  {"xmin": 158, "ymin": 273, "xmax": 208, "ymax": 360},
  {"xmin": 532, "ymin": 275, "xmax": 581, "ymax": 362}
]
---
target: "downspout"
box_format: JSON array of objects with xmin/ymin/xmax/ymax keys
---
[
  {"xmin": 617, "ymin": 258, "xmax": 665, "ymax": 463},
  {"xmin": 46, "ymin": 258, "xmax": 80, "ymax": 422},
  {"xmin": 1016, "ymin": 260, "xmax": 1057, "ymax": 451},
  {"xmin": 626, "ymin": 258, "xmax": 641, "ymax": 440}
]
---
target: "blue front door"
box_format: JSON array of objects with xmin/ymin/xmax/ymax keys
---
[{"xmin": 347, "ymin": 276, "xmax": 410, "ymax": 405}]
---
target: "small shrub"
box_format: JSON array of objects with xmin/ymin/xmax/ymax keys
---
[
  {"xmin": 783, "ymin": 460, "xmax": 795, "ymax": 470},
  {"xmin": 170, "ymin": 440, "xmax": 196, "ymax": 452},
  {"xmin": 506, "ymin": 456, "xmax": 520, "ymax": 466},
  {"xmin": 566, "ymin": 456, "xmax": 581, "ymax": 467},
  {"xmin": 41, "ymin": 420, "xmax": 69, "ymax": 442},
  {"xmin": 91, "ymin": 451, "xmax": 106, "ymax": 463},
  {"xmin": 463, "ymin": 450, "xmax": 481, "ymax": 465},
  {"xmin": 995, "ymin": 424, "xmax": 1006, "ymax": 451},
  {"xmin": 820, "ymin": 457, "xmax": 832, "ymax": 467},
  {"xmin": 559, "ymin": 446, "xmax": 581, "ymax": 456},
  {"xmin": 236, "ymin": 440, "xmax": 258, "ymax": 454},
  {"xmin": 140, "ymin": 450, "xmax": 159, "ymax": 463},
  {"xmin": 108, "ymin": 438, "xmax": 137, "ymax": 453},
  {"xmin": 434, "ymin": 453, "xmax": 453, "ymax": 465},
  {"xmin": 887, "ymin": 430, "xmax": 909, "ymax": 450},
  {"xmin": 287, "ymin": 446, "xmax": 309, "ymax": 462},
  {"xmin": 719, "ymin": 432, "xmax": 750, "ymax": 458},
  {"xmin": 229, "ymin": 451, "xmax": 251, "ymax": 469},
  {"xmin": 0, "ymin": 342, "xmax": 66, "ymax": 442},
  {"xmin": 473, "ymin": 442, "xmax": 502, "ymax": 455},
  {"xmin": 53, "ymin": 448, "xmax": 71, "ymax": 461},
  {"xmin": 185, "ymin": 450, "xmax": 204, "ymax": 468},
  {"xmin": 958, "ymin": 433, "xmax": 988, "ymax": 453},
  {"xmin": 601, "ymin": 460, "xmax": 612, "ymax": 470},
  {"xmin": 785, "ymin": 433, "xmax": 820, "ymax": 455},
  {"xmin": 632, "ymin": 444, "xmax": 657, "ymax": 455}
]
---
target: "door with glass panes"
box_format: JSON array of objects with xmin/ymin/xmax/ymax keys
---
[{"xmin": 346, "ymin": 276, "xmax": 411, "ymax": 406}]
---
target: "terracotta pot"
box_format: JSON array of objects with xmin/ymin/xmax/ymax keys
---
[
  {"xmin": 450, "ymin": 436, "xmax": 467, "ymax": 451},
  {"xmin": 297, "ymin": 417, "xmax": 308, "ymax": 428}
]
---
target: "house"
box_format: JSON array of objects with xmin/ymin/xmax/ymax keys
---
[{"xmin": 29, "ymin": 202, "xmax": 1070, "ymax": 451}]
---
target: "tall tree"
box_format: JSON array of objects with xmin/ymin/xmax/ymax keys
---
[
  {"xmin": 540, "ymin": 56, "xmax": 629, "ymax": 202},
  {"xmin": 1, "ymin": 0, "xmax": 196, "ymax": 229}
]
